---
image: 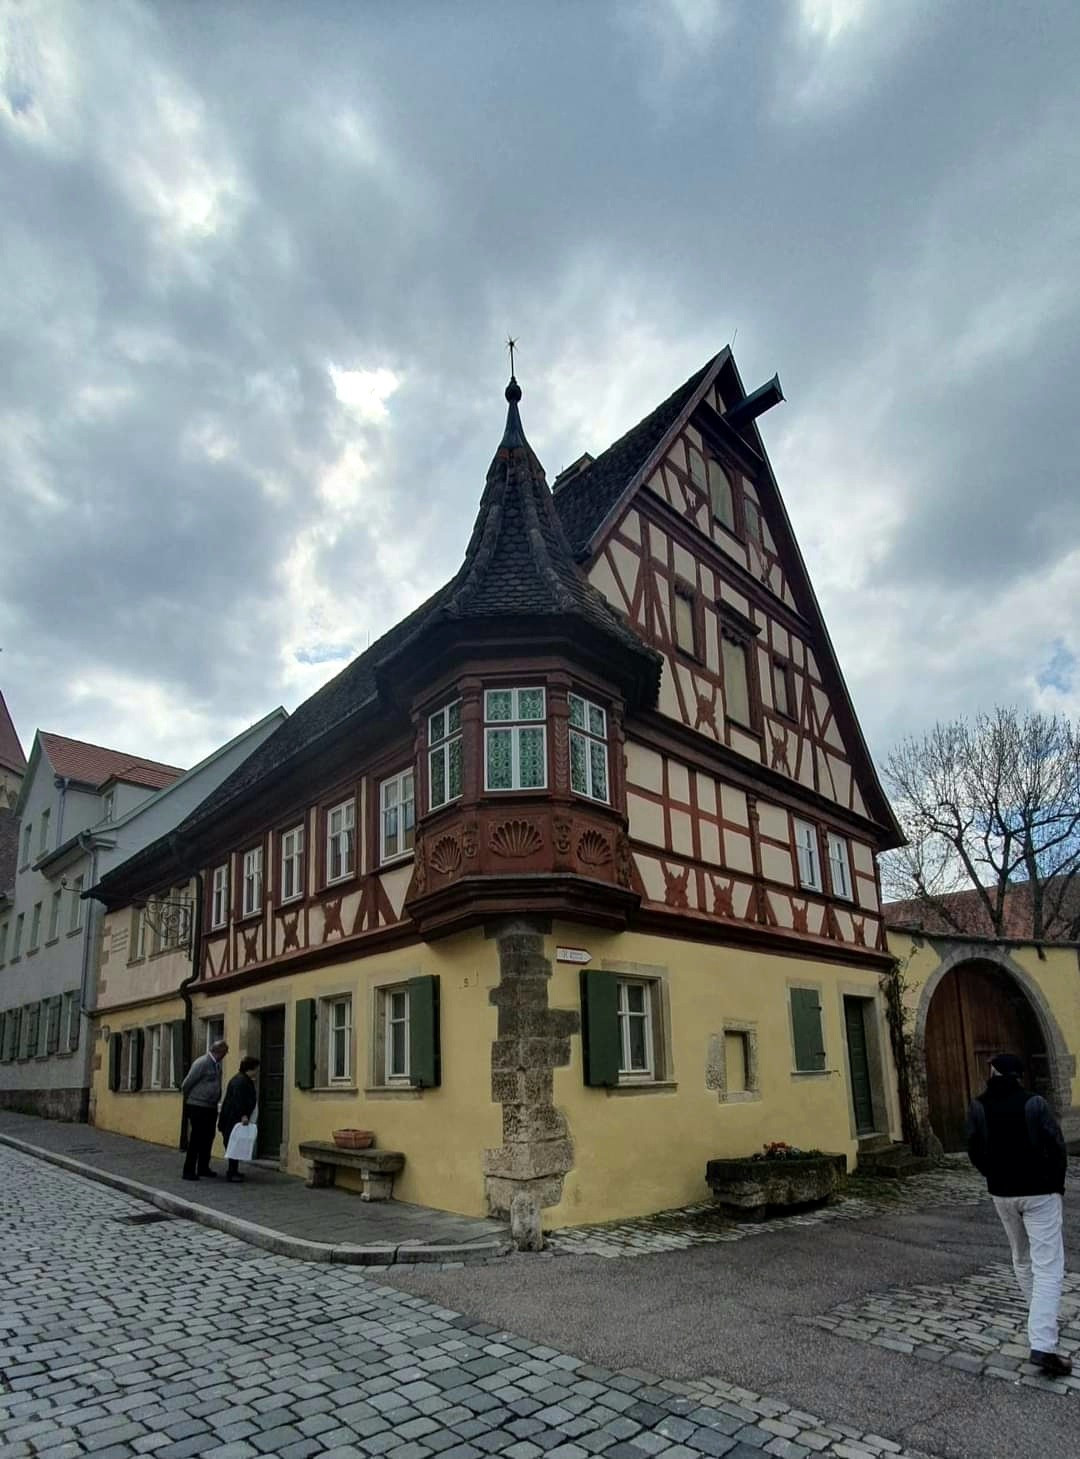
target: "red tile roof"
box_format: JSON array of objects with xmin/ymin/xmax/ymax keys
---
[
  {"xmin": 885, "ymin": 878, "xmax": 1080, "ymax": 943},
  {"xmin": 38, "ymin": 732, "xmax": 184, "ymax": 792},
  {"xmin": 0, "ymin": 692, "xmax": 26, "ymax": 776}
]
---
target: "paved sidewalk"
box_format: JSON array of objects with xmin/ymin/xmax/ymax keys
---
[{"xmin": 0, "ymin": 1110, "xmax": 507, "ymax": 1262}]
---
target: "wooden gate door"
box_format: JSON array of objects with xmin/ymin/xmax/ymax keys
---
[
  {"xmin": 257, "ymin": 1007, "xmax": 286, "ymax": 1160},
  {"xmin": 924, "ymin": 964, "xmax": 1045, "ymax": 1151},
  {"xmin": 844, "ymin": 997, "xmax": 876, "ymax": 1135}
]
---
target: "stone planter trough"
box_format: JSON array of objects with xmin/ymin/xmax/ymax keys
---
[{"xmin": 705, "ymin": 1152, "xmax": 847, "ymax": 1220}]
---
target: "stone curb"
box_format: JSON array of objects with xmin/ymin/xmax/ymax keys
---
[{"xmin": 0, "ymin": 1132, "xmax": 509, "ymax": 1267}]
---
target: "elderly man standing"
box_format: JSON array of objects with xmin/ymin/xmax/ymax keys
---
[
  {"xmin": 967, "ymin": 1052, "xmax": 1071, "ymax": 1377},
  {"xmin": 181, "ymin": 1038, "xmax": 228, "ymax": 1181}
]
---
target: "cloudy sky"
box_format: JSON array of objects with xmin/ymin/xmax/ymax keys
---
[{"xmin": 2, "ymin": 0, "xmax": 1078, "ymax": 776}]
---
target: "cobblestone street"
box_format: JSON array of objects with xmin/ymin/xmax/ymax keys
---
[{"xmin": 1, "ymin": 1147, "xmax": 942, "ymax": 1459}]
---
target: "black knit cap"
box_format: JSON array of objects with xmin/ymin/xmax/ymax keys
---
[{"xmin": 990, "ymin": 1053, "xmax": 1025, "ymax": 1077}]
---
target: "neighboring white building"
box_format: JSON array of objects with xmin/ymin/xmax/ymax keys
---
[{"xmin": 0, "ymin": 710, "xmax": 287, "ymax": 1119}]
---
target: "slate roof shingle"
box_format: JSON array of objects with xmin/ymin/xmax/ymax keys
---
[
  {"xmin": 552, "ymin": 356, "xmax": 717, "ymax": 555},
  {"xmin": 38, "ymin": 733, "xmax": 184, "ymax": 791}
]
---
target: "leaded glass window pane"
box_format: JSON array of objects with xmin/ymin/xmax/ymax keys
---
[
  {"xmin": 486, "ymin": 690, "xmax": 513, "ymax": 722},
  {"xmin": 429, "ymin": 708, "xmax": 446, "ymax": 743},
  {"xmin": 587, "ymin": 703, "xmax": 606, "ymax": 736},
  {"xmin": 569, "ymin": 694, "xmax": 586, "ymax": 729},
  {"xmin": 430, "ymin": 748, "xmax": 446, "ymax": 806},
  {"xmin": 486, "ymin": 729, "xmax": 513, "ymax": 790},
  {"xmin": 447, "ymin": 701, "xmax": 461, "ymax": 734},
  {"xmin": 570, "ymin": 732, "xmax": 588, "ymax": 795},
  {"xmin": 589, "ymin": 740, "xmax": 608, "ymax": 801},
  {"xmin": 448, "ymin": 737, "xmax": 463, "ymax": 799},
  {"xmin": 517, "ymin": 688, "xmax": 545, "ymax": 721},
  {"xmin": 519, "ymin": 727, "xmax": 546, "ymax": 788}
]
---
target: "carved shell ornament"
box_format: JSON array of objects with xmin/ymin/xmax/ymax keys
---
[
  {"xmin": 488, "ymin": 819, "xmax": 543, "ymax": 858},
  {"xmin": 429, "ymin": 835, "xmax": 462, "ymax": 875},
  {"xmin": 576, "ymin": 829, "xmax": 612, "ymax": 866}
]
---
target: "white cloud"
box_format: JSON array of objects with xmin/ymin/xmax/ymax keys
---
[{"xmin": 328, "ymin": 366, "xmax": 402, "ymax": 425}]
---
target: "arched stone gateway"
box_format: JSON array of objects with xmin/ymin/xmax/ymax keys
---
[{"xmin": 912, "ymin": 942, "xmax": 1075, "ymax": 1152}]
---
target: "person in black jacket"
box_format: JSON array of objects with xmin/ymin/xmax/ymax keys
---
[
  {"xmin": 219, "ymin": 1056, "xmax": 260, "ymax": 1182},
  {"xmin": 966, "ymin": 1052, "xmax": 1070, "ymax": 1376}
]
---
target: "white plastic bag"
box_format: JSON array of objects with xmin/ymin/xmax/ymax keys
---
[{"xmin": 225, "ymin": 1123, "xmax": 257, "ymax": 1163}]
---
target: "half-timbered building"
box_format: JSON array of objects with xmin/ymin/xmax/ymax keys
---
[{"xmin": 88, "ymin": 348, "xmax": 905, "ymax": 1237}]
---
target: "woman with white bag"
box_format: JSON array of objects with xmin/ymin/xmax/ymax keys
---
[{"xmin": 219, "ymin": 1056, "xmax": 260, "ymax": 1182}]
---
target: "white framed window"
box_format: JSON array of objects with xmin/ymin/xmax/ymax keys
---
[
  {"xmin": 617, "ymin": 978, "xmax": 655, "ymax": 1078},
  {"xmin": 102, "ymin": 791, "xmax": 115, "ymax": 824},
  {"xmin": 150, "ymin": 1025, "xmax": 164, "ymax": 1089},
  {"xmin": 794, "ymin": 819, "xmax": 822, "ymax": 892},
  {"xmin": 569, "ymin": 694, "xmax": 609, "ymax": 802},
  {"xmin": 827, "ymin": 832, "xmax": 852, "ymax": 900},
  {"xmin": 0, "ymin": 921, "xmax": 7, "ymax": 966},
  {"xmin": 39, "ymin": 809, "xmax": 51, "ymax": 854},
  {"xmin": 123, "ymin": 1031, "xmax": 140, "ymax": 1092},
  {"xmin": 383, "ymin": 986, "xmax": 411, "ymax": 1082},
  {"xmin": 13, "ymin": 913, "xmax": 24, "ymax": 959},
  {"xmin": 211, "ymin": 865, "xmax": 229, "ymax": 930},
  {"xmin": 69, "ymin": 876, "xmax": 84, "ymax": 933},
  {"xmin": 722, "ymin": 636, "xmax": 752, "ymax": 727},
  {"xmin": 326, "ymin": 800, "xmax": 356, "ymax": 883},
  {"xmin": 674, "ymin": 589, "xmax": 697, "ymax": 657},
  {"xmin": 708, "ymin": 458, "xmax": 735, "ymax": 530},
  {"xmin": 484, "ymin": 687, "xmax": 547, "ymax": 791},
  {"xmin": 21, "ymin": 822, "xmax": 32, "ymax": 866},
  {"xmin": 29, "ymin": 902, "xmax": 41, "ymax": 952},
  {"xmin": 280, "ymin": 826, "xmax": 304, "ymax": 903},
  {"xmin": 429, "ymin": 700, "xmax": 463, "ymax": 809},
  {"xmin": 242, "ymin": 847, "xmax": 263, "ymax": 917},
  {"xmin": 380, "ymin": 770, "xmax": 415, "ymax": 863},
  {"xmin": 327, "ymin": 995, "xmax": 352, "ymax": 1084},
  {"xmin": 203, "ymin": 1016, "xmax": 224, "ymax": 1053},
  {"xmin": 48, "ymin": 889, "xmax": 62, "ymax": 942},
  {"xmin": 62, "ymin": 992, "xmax": 80, "ymax": 1053}
]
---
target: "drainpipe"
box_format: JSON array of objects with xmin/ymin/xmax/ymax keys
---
[
  {"xmin": 76, "ymin": 834, "xmax": 100, "ymax": 1122},
  {"xmin": 177, "ymin": 867, "xmax": 204, "ymax": 1150}
]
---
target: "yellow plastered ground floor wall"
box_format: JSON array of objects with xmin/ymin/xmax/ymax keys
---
[
  {"xmin": 88, "ymin": 922, "xmax": 902, "ymax": 1226},
  {"xmin": 89, "ymin": 996, "xmax": 186, "ymax": 1148}
]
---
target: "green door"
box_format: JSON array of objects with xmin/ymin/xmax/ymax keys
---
[{"xmin": 844, "ymin": 997, "xmax": 876, "ymax": 1135}]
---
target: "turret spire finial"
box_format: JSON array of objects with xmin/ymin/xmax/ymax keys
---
[{"xmin": 501, "ymin": 337, "xmax": 525, "ymax": 444}]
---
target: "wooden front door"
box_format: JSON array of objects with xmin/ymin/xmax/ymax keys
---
[
  {"xmin": 924, "ymin": 963, "xmax": 1046, "ymax": 1151},
  {"xmin": 844, "ymin": 997, "xmax": 876, "ymax": 1135},
  {"xmin": 257, "ymin": 1007, "xmax": 286, "ymax": 1160}
]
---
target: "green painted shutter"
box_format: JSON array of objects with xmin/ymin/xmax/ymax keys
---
[
  {"xmin": 46, "ymin": 997, "xmax": 61, "ymax": 1055},
  {"xmin": 130, "ymin": 1029, "xmax": 145, "ymax": 1091},
  {"xmin": 27, "ymin": 1003, "xmax": 40, "ymax": 1059},
  {"xmin": 295, "ymin": 998, "xmax": 316, "ymax": 1089},
  {"xmin": 108, "ymin": 1033, "xmax": 122, "ymax": 1091},
  {"xmin": 580, "ymin": 970, "xmax": 620, "ymax": 1087},
  {"xmin": 170, "ymin": 1022, "xmax": 185, "ymax": 1088},
  {"xmin": 791, "ymin": 987, "xmax": 826, "ymax": 1072},
  {"xmin": 68, "ymin": 995, "xmax": 81, "ymax": 1052},
  {"xmin": 407, "ymin": 975, "xmax": 441, "ymax": 1088},
  {"xmin": 0, "ymin": 1012, "xmax": 7, "ymax": 1063}
]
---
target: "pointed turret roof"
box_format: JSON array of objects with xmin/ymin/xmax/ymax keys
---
[
  {"xmin": 0, "ymin": 691, "xmax": 26, "ymax": 776},
  {"xmin": 407, "ymin": 376, "xmax": 659, "ymax": 675}
]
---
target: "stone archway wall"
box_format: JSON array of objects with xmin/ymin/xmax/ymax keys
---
[{"xmin": 911, "ymin": 939, "xmax": 1078, "ymax": 1145}]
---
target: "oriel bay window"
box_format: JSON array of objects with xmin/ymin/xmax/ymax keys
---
[
  {"xmin": 429, "ymin": 701, "xmax": 462, "ymax": 809},
  {"xmin": 380, "ymin": 769, "xmax": 415, "ymax": 862},
  {"xmin": 484, "ymin": 687, "xmax": 546, "ymax": 791},
  {"xmin": 326, "ymin": 799, "xmax": 355, "ymax": 882},
  {"xmin": 280, "ymin": 825, "xmax": 304, "ymax": 902},
  {"xmin": 241, "ymin": 846, "xmax": 263, "ymax": 917},
  {"xmin": 569, "ymin": 693, "xmax": 609, "ymax": 802}
]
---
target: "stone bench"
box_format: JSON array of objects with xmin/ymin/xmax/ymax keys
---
[{"xmin": 298, "ymin": 1142, "xmax": 405, "ymax": 1201}]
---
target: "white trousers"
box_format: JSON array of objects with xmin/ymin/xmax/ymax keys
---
[{"xmin": 992, "ymin": 1193, "xmax": 1065, "ymax": 1353}]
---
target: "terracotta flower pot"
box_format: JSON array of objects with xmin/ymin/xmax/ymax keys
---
[{"xmin": 332, "ymin": 1129, "xmax": 374, "ymax": 1150}]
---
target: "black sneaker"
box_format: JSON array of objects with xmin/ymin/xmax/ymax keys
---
[
  {"xmin": 199, "ymin": 1169, "xmax": 218, "ymax": 1178},
  {"xmin": 1031, "ymin": 1350, "xmax": 1073, "ymax": 1377},
  {"xmin": 182, "ymin": 1173, "xmax": 199, "ymax": 1182}
]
